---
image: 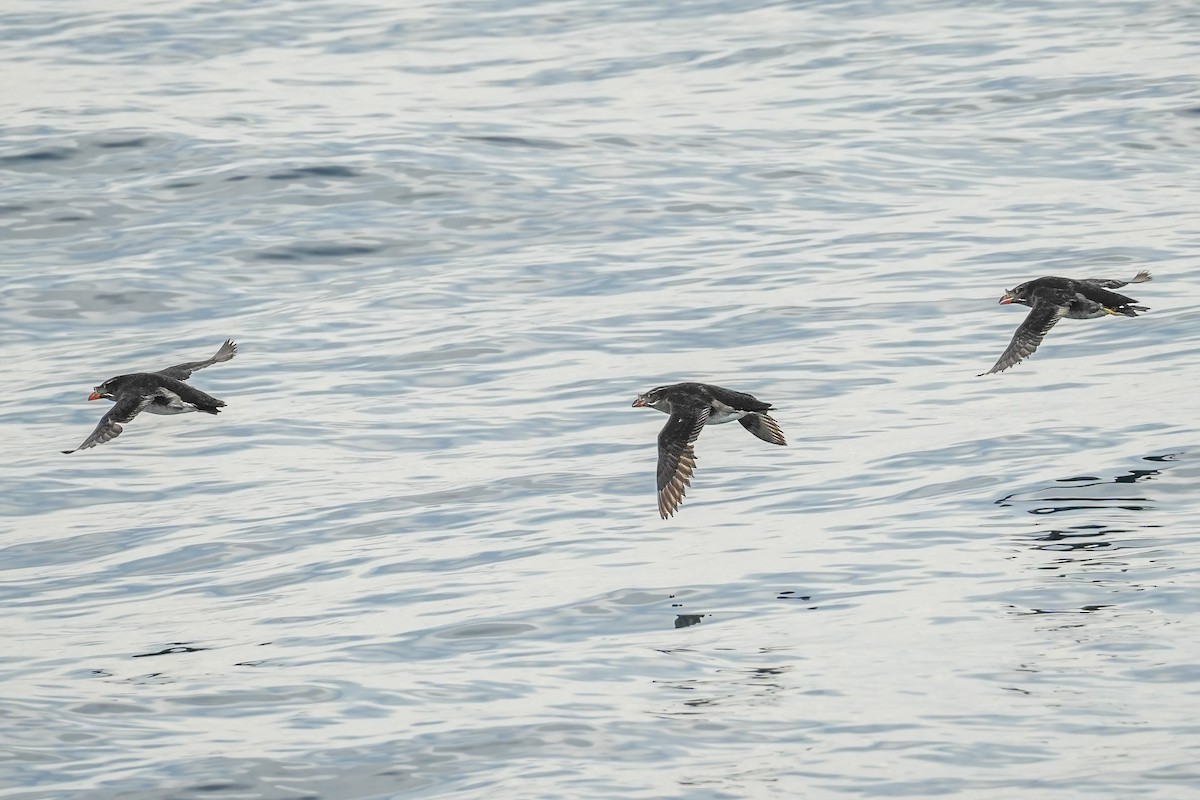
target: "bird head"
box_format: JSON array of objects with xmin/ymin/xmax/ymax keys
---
[
  {"xmin": 88, "ymin": 378, "xmax": 120, "ymax": 402},
  {"xmin": 632, "ymin": 386, "xmax": 671, "ymax": 412},
  {"xmin": 999, "ymin": 281, "xmax": 1032, "ymax": 306}
]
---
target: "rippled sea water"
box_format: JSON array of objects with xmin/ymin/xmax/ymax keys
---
[{"xmin": 3, "ymin": 1, "xmax": 1200, "ymax": 797}]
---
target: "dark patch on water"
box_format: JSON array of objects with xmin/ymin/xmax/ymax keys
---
[
  {"xmin": 96, "ymin": 136, "xmax": 151, "ymax": 149},
  {"xmin": 268, "ymin": 165, "xmax": 360, "ymax": 180},
  {"xmin": 132, "ymin": 643, "xmax": 209, "ymax": 658},
  {"xmin": 1010, "ymin": 604, "xmax": 1114, "ymax": 615},
  {"xmin": 438, "ymin": 622, "xmax": 536, "ymax": 639},
  {"xmin": 186, "ymin": 781, "xmax": 253, "ymax": 793},
  {"xmin": 256, "ymin": 243, "xmax": 384, "ymax": 261},
  {"xmin": 464, "ymin": 134, "xmax": 573, "ymax": 150},
  {"xmin": 0, "ymin": 147, "xmax": 75, "ymax": 165},
  {"xmin": 594, "ymin": 135, "xmax": 638, "ymax": 147}
]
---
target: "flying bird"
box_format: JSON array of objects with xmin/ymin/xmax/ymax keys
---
[
  {"xmin": 981, "ymin": 271, "xmax": 1150, "ymax": 375},
  {"xmin": 632, "ymin": 382, "xmax": 786, "ymax": 519},
  {"xmin": 63, "ymin": 339, "xmax": 238, "ymax": 453}
]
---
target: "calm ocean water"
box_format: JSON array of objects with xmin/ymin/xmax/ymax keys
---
[{"xmin": 3, "ymin": 1, "xmax": 1200, "ymax": 797}]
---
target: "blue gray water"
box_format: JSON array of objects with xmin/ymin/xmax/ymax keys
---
[{"xmin": 3, "ymin": 1, "xmax": 1200, "ymax": 797}]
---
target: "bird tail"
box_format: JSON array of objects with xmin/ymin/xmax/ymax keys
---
[
  {"xmin": 1130, "ymin": 270, "xmax": 1152, "ymax": 283},
  {"xmin": 190, "ymin": 395, "xmax": 226, "ymax": 414},
  {"xmin": 179, "ymin": 385, "xmax": 226, "ymax": 414}
]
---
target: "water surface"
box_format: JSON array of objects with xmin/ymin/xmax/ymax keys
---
[{"xmin": 3, "ymin": 1, "xmax": 1200, "ymax": 797}]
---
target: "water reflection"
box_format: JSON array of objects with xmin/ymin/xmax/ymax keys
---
[
  {"xmin": 996, "ymin": 451, "xmax": 1183, "ymax": 600},
  {"xmin": 652, "ymin": 652, "xmax": 795, "ymax": 714},
  {"xmin": 1006, "ymin": 604, "xmax": 1113, "ymax": 615},
  {"xmin": 131, "ymin": 643, "xmax": 210, "ymax": 659},
  {"xmin": 6, "ymin": 0, "xmax": 1200, "ymax": 792},
  {"xmin": 995, "ymin": 456, "xmax": 1169, "ymax": 516}
]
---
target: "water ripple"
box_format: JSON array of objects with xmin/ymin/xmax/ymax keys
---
[{"xmin": 3, "ymin": 0, "xmax": 1200, "ymax": 797}]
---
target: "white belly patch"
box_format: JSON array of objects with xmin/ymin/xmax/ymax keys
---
[
  {"xmin": 145, "ymin": 389, "xmax": 197, "ymax": 415},
  {"xmin": 708, "ymin": 408, "xmax": 748, "ymax": 425}
]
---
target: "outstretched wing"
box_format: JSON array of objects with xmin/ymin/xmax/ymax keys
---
[
  {"xmin": 705, "ymin": 384, "xmax": 772, "ymax": 413},
  {"xmin": 982, "ymin": 300, "xmax": 1062, "ymax": 375},
  {"xmin": 62, "ymin": 392, "xmax": 151, "ymax": 453},
  {"xmin": 1085, "ymin": 270, "xmax": 1151, "ymax": 289},
  {"xmin": 656, "ymin": 406, "xmax": 709, "ymax": 519},
  {"xmin": 157, "ymin": 339, "xmax": 237, "ymax": 381}
]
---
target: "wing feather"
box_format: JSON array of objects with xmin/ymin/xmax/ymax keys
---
[
  {"xmin": 63, "ymin": 393, "xmax": 151, "ymax": 453},
  {"xmin": 982, "ymin": 301, "xmax": 1062, "ymax": 375},
  {"xmin": 1084, "ymin": 270, "xmax": 1151, "ymax": 289},
  {"xmin": 739, "ymin": 413, "xmax": 787, "ymax": 446},
  {"xmin": 157, "ymin": 339, "xmax": 237, "ymax": 381},
  {"xmin": 656, "ymin": 407, "xmax": 709, "ymax": 519}
]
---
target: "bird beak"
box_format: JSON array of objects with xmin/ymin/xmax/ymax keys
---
[
  {"xmin": 88, "ymin": 391, "xmax": 103, "ymax": 400},
  {"xmin": 632, "ymin": 397, "xmax": 646, "ymax": 408},
  {"xmin": 998, "ymin": 293, "xmax": 1015, "ymax": 305}
]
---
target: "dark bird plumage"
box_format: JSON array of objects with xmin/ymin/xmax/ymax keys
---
[
  {"xmin": 63, "ymin": 339, "xmax": 237, "ymax": 453},
  {"xmin": 981, "ymin": 271, "xmax": 1150, "ymax": 375},
  {"xmin": 632, "ymin": 382, "xmax": 786, "ymax": 519}
]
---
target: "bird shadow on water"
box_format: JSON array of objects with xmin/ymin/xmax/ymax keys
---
[{"xmin": 992, "ymin": 450, "xmax": 1196, "ymax": 614}]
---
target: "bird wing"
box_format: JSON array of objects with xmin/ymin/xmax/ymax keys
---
[
  {"xmin": 1084, "ymin": 270, "xmax": 1151, "ymax": 289},
  {"xmin": 656, "ymin": 406, "xmax": 710, "ymax": 519},
  {"xmin": 157, "ymin": 339, "xmax": 237, "ymax": 381},
  {"xmin": 739, "ymin": 413, "xmax": 788, "ymax": 446},
  {"xmin": 1074, "ymin": 283, "xmax": 1141, "ymax": 310},
  {"xmin": 62, "ymin": 392, "xmax": 151, "ymax": 453},
  {"xmin": 704, "ymin": 384, "xmax": 772, "ymax": 413},
  {"xmin": 982, "ymin": 300, "xmax": 1062, "ymax": 375}
]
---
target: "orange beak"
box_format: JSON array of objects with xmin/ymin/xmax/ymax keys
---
[
  {"xmin": 88, "ymin": 391, "xmax": 103, "ymax": 401},
  {"xmin": 998, "ymin": 295, "xmax": 1015, "ymax": 305},
  {"xmin": 632, "ymin": 397, "xmax": 646, "ymax": 408}
]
